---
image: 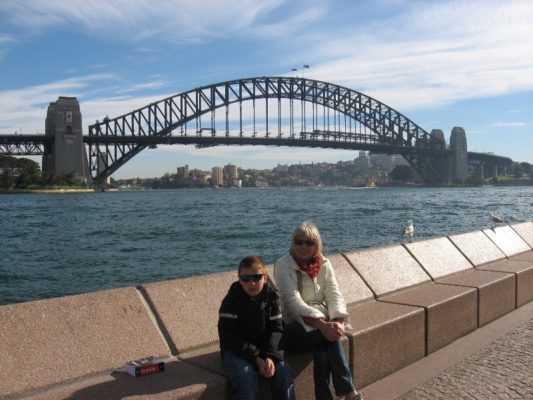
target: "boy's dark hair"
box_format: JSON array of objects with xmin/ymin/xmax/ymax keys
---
[{"xmin": 238, "ymin": 255, "xmax": 267, "ymax": 275}]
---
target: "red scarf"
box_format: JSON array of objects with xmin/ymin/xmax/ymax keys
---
[{"xmin": 294, "ymin": 255, "xmax": 323, "ymax": 279}]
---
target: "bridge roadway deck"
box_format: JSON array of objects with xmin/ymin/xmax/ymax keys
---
[{"xmin": 361, "ymin": 300, "xmax": 533, "ymax": 400}]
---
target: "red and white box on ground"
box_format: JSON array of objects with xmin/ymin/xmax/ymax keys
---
[{"xmin": 125, "ymin": 356, "xmax": 165, "ymax": 377}]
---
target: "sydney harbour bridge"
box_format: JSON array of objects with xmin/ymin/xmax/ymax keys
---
[{"xmin": 0, "ymin": 76, "xmax": 513, "ymax": 184}]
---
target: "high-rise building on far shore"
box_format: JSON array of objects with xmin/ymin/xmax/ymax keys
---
[
  {"xmin": 224, "ymin": 164, "xmax": 238, "ymax": 181},
  {"xmin": 212, "ymin": 166, "xmax": 224, "ymax": 186},
  {"xmin": 369, "ymin": 153, "xmax": 399, "ymax": 172},
  {"xmin": 177, "ymin": 164, "xmax": 189, "ymax": 177},
  {"xmin": 354, "ymin": 151, "xmax": 370, "ymax": 172}
]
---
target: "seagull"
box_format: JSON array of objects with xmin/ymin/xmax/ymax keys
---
[
  {"xmin": 489, "ymin": 212, "xmax": 504, "ymax": 230},
  {"xmin": 489, "ymin": 212, "xmax": 504, "ymax": 224},
  {"xmin": 404, "ymin": 220, "xmax": 414, "ymax": 241}
]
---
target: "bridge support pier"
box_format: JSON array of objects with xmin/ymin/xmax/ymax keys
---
[
  {"xmin": 449, "ymin": 127, "xmax": 468, "ymax": 183},
  {"xmin": 42, "ymin": 97, "xmax": 92, "ymax": 184},
  {"xmin": 430, "ymin": 129, "xmax": 452, "ymax": 184},
  {"xmin": 475, "ymin": 163, "xmax": 485, "ymax": 179}
]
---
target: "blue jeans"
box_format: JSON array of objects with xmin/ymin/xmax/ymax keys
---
[
  {"xmin": 222, "ymin": 351, "xmax": 295, "ymax": 400},
  {"xmin": 313, "ymin": 339, "xmax": 356, "ymax": 400},
  {"xmin": 282, "ymin": 323, "xmax": 356, "ymax": 400}
]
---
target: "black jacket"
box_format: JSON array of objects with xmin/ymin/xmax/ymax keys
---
[{"xmin": 218, "ymin": 281, "xmax": 284, "ymax": 364}]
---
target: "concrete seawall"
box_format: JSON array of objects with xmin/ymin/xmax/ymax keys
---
[{"xmin": 1, "ymin": 222, "xmax": 533, "ymax": 399}]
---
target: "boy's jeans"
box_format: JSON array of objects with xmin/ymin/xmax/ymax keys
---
[{"xmin": 222, "ymin": 351, "xmax": 295, "ymax": 400}]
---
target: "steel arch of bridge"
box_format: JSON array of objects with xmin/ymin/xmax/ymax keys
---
[{"xmin": 88, "ymin": 76, "xmax": 449, "ymax": 182}]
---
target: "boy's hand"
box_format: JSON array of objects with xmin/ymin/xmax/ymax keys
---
[{"xmin": 256, "ymin": 357, "xmax": 275, "ymax": 378}]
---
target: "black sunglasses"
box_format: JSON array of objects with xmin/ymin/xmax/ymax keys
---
[
  {"xmin": 294, "ymin": 239, "xmax": 316, "ymax": 246},
  {"xmin": 239, "ymin": 274, "xmax": 265, "ymax": 282}
]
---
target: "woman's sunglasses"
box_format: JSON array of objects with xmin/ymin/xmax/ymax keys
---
[
  {"xmin": 239, "ymin": 274, "xmax": 265, "ymax": 282},
  {"xmin": 294, "ymin": 239, "xmax": 316, "ymax": 246}
]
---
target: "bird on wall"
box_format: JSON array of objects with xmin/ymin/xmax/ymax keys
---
[
  {"xmin": 489, "ymin": 212, "xmax": 505, "ymax": 230},
  {"xmin": 404, "ymin": 220, "xmax": 414, "ymax": 242}
]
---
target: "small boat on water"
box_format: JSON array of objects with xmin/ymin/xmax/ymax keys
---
[{"xmin": 365, "ymin": 177, "xmax": 376, "ymax": 188}]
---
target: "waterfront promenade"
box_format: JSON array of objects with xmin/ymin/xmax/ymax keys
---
[
  {"xmin": 1, "ymin": 222, "xmax": 532, "ymax": 399},
  {"xmin": 364, "ymin": 300, "xmax": 533, "ymax": 399}
]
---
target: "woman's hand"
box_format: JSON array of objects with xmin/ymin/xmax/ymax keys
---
[
  {"xmin": 256, "ymin": 357, "xmax": 275, "ymax": 378},
  {"xmin": 302, "ymin": 316, "xmax": 344, "ymax": 341},
  {"xmin": 318, "ymin": 321, "xmax": 344, "ymax": 341}
]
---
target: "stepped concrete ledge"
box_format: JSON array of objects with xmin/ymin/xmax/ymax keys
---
[
  {"xmin": 1, "ymin": 223, "xmax": 532, "ymax": 399},
  {"xmin": 362, "ymin": 298, "xmax": 533, "ymax": 400},
  {"xmin": 450, "ymin": 223, "xmax": 533, "ymax": 309},
  {"xmin": 0, "ymin": 288, "xmax": 170, "ymax": 399},
  {"xmin": 483, "ymin": 225, "xmax": 531, "ymax": 257},
  {"xmin": 512, "ymin": 221, "xmax": 533, "ymax": 248}
]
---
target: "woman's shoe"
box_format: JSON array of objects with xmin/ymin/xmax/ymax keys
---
[{"xmin": 344, "ymin": 391, "xmax": 363, "ymax": 400}]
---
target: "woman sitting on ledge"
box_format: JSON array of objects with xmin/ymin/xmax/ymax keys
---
[{"xmin": 274, "ymin": 221, "xmax": 362, "ymax": 400}]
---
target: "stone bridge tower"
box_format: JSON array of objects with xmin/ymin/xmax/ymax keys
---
[
  {"xmin": 428, "ymin": 127, "xmax": 469, "ymax": 184},
  {"xmin": 449, "ymin": 126, "xmax": 468, "ymax": 182},
  {"xmin": 42, "ymin": 97, "xmax": 92, "ymax": 184}
]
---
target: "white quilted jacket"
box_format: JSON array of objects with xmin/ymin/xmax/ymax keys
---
[{"xmin": 274, "ymin": 253, "xmax": 348, "ymax": 332}]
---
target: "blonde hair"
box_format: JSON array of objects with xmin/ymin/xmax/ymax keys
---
[{"xmin": 291, "ymin": 221, "xmax": 323, "ymax": 259}]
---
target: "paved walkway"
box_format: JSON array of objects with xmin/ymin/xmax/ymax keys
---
[
  {"xmin": 398, "ymin": 319, "xmax": 532, "ymax": 399},
  {"xmin": 361, "ymin": 301, "xmax": 533, "ymax": 400}
]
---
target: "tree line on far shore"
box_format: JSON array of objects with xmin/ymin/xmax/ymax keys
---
[{"xmin": 0, "ymin": 155, "xmax": 81, "ymax": 190}]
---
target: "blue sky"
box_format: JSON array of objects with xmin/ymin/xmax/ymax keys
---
[{"xmin": 1, "ymin": 0, "xmax": 532, "ymax": 179}]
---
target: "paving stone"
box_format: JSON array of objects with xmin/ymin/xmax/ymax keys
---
[{"xmin": 398, "ymin": 319, "xmax": 533, "ymax": 400}]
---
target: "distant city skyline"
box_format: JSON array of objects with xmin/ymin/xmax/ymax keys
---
[
  {"xmin": 1, "ymin": 0, "xmax": 532, "ymax": 179},
  {"xmin": 126, "ymin": 152, "xmax": 410, "ymax": 188}
]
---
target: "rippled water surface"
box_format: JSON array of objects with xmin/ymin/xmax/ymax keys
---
[{"xmin": 1, "ymin": 186, "xmax": 532, "ymax": 305}]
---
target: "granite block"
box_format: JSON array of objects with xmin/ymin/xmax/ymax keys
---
[
  {"xmin": 347, "ymin": 300, "xmax": 425, "ymax": 388},
  {"xmin": 21, "ymin": 359, "xmax": 227, "ymax": 400},
  {"xmin": 405, "ymin": 237, "xmax": 473, "ymax": 279},
  {"xmin": 478, "ymin": 259, "xmax": 533, "ymax": 307},
  {"xmin": 483, "ymin": 225, "xmax": 531, "ymax": 257},
  {"xmin": 437, "ymin": 269, "xmax": 516, "ymax": 326},
  {"xmin": 327, "ymin": 253, "xmax": 375, "ymax": 305},
  {"xmin": 141, "ymin": 271, "xmax": 236, "ymax": 354},
  {"xmin": 379, "ymin": 282, "xmax": 478, "ymax": 354},
  {"xmin": 178, "ymin": 343, "xmax": 224, "ymax": 376},
  {"xmin": 511, "ymin": 221, "xmax": 533, "ymax": 248},
  {"xmin": 509, "ymin": 252, "xmax": 533, "ymax": 262},
  {"xmin": 449, "ymin": 230, "xmax": 506, "ymax": 266},
  {"xmin": 0, "ymin": 287, "xmax": 169, "ymax": 398},
  {"xmin": 343, "ymin": 245, "xmax": 430, "ymax": 296}
]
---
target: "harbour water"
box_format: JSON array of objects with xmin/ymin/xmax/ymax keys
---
[{"xmin": 1, "ymin": 186, "xmax": 532, "ymax": 305}]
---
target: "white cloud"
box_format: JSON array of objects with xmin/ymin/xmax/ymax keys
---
[
  {"xmin": 487, "ymin": 121, "xmax": 526, "ymax": 128},
  {"xmin": 300, "ymin": 0, "xmax": 533, "ymax": 110},
  {"xmin": 0, "ymin": 0, "xmax": 323, "ymax": 42},
  {"xmin": 0, "ymin": 34, "xmax": 16, "ymax": 44},
  {"xmin": 117, "ymin": 81, "xmax": 169, "ymax": 94},
  {"xmin": 0, "ymin": 33, "xmax": 16, "ymax": 59},
  {"xmin": 0, "ymin": 75, "xmax": 174, "ymax": 134}
]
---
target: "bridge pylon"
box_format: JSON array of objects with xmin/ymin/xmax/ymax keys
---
[
  {"xmin": 43, "ymin": 97, "xmax": 92, "ymax": 184},
  {"xmin": 449, "ymin": 126, "xmax": 468, "ymax": 182},
  {"xmin": 428, "ymin": 129, "xmax": 451, "ymax": 184}
]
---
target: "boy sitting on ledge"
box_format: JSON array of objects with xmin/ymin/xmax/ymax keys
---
[{"xmin": 218, "ymin": 255, "xmax": 295, "ymax": 400}]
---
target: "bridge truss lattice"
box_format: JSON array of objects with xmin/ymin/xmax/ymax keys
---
[{"xmin": 88, "ymin": 77, "xmax": 450, "ymax": 183}]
